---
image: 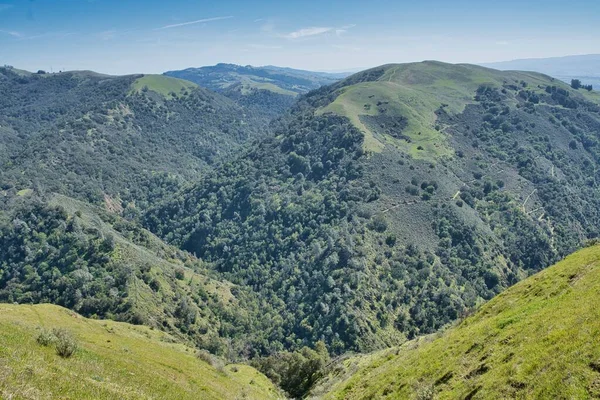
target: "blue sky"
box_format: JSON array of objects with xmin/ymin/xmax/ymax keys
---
[{"xmin": 1, "ymin": 0, "xmax": 599, "ymax": 74}]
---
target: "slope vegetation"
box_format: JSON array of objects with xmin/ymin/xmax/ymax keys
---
[
  {"xmin": 0, "ymin": 303, "xmax": 281, "ymax": 400},
  {"xmin": 313, "ymin": 243, "xmax": 600, "ymax": 399},
  {"xmin": 0, "ymin": 192, "xmax": 274, "ymax": 358},
  {"xmin": 130, "ymin": 74, "xmax": 198, "ymax": 99},
  {"xmin": 146, "ymin": 61, "xmax": 600, "ymax": 356},
  {"xmin": 0, "ymin": 67, "xmax": 267, "ymax": 210}
]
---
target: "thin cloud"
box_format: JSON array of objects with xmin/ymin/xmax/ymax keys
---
[
  {"xmin": 27, "ymin": 31, "xmax": 76, "ymax": 40},
  {"xmin": 332, "ymin": 44, "xmax": 361, "ymax": 51},
  {"xmin": 155, "ymin": 16, "xmax": 233, "ymax": 30},
  {"xmin": 336, "ymin": 24, "xmax": 356, "ymax": 37},
  {"xmin": 98, "ymin": 30, "xmax": 118, "ymax": 40},
  {"xmin": 0, "ymin": 29, "xmax": 22, "ymax": 38},
  {"xmin": 284, "ymin": 27, "xmax": 333, "ymax": 39},
  {"xmin": 260, "ymin": 20, "xmax": 276, "ymax": 33},
  {"xmin": 248, "ymin": 43, "xmax": 282, "ymax": 50}
]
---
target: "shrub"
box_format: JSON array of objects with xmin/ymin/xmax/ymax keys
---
[
  {"xmin": 53, "ymin": 328, "xmax": 78, "ymax": 358},
  {"xmin": 368, "ymin": 214, "xmax": 388, "ymax": 232},
  {"xmin": 569, "ymin": 140, "xmax": 578, "ymax": 150},
  {"xmin": 36, "ymin": 328, "xmax": 55, "ymax": 346},
  {"xmin": 174, "ymin": 267, "xmax": 185, "ymax": 280},
  {"xmin": 415, "ymin": 383, "xmax": 435, "ymax": 400},
  {"xmin": 196, "ymin": 349, "xmax": 225, "ymax": 371},
  {"xmin": 386, "ymin": 234, "xmax": 397, "ymax": 246}
]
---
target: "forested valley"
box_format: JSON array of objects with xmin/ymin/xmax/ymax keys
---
[{"xmin": 2, "ymin": 62, "xmax": 600, "ymax": 398}]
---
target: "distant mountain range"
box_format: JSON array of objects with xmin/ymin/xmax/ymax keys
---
[
  {"xmin": 164, "ymin": 63, "xmax": 351, "ymax": 96},
  {"xmin": 483, "ymin": 54, "xmax": 600, "ymax": 89}
]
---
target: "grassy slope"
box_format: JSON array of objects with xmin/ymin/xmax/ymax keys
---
[
  {"xmin": 237, "ymin": 76, "xmax": 298, "ymax": 96},
  {"xmin": 314, "ymin": 244, "xmax": 600, "ymax": 399},
  {"xmin": 318, "ymin": 61, "xmax": 582, "ymax": 156},
  {"xmin": 0, "ymin": 304, "xmax": 282, "ymax": 400},
  {"xmin": 131, "ymin": 75, "xmax": 198, "ymax": 99}
]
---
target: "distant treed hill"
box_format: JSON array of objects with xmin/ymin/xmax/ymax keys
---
[
  {"xmin": 0, "ymin": 67, "xmax": 269, "ymax": 210},
  {"xmin": 164, "ymin": 63, "xmax": 348, "ymax": 95},
  {"xmin": 145, "ymin": 62, "xmax": 600, "ymax": 356},
  {"xmin": 164, "ymin": 64, "xmax": 349, "ymax": 120}
]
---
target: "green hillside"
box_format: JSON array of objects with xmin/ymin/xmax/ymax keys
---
[
  {"xmin": 0, "ymin": 192, "xmax": 277, "ymax": 359},
  {"xmin": 164, "ymin": 63, "xmax": 347, "ymax": 95},
  {"xmin": 318, "ymin": 61, "xmax": 596, "ymax": 156},
  {"xmin": 4, "ymin": 60, "xmax": 600, "ymax": 398},
  {"xmin": 313, "ymin": 243, "xmax": 600, "ymax": 399},
  {"xmin": 146, "ymin": 61, "xmax": 600, "ymax": 358},
  {"xmin": 0, "ymin": 303, "xmax": 282, "ymax": 400},
  {"xmin": 0, "ymin": 66, "xmax": 267, "ymax": 211},
  {"xmin": 163, "ymin": 64, "xmax": 345, "ymax": 120},
  {"xmin": 131, "ymin": 74, "xmax": 198, "ymax": 99}
]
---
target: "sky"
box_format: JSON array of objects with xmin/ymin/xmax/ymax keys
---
[{"xmin": 0, "ymin": 0, "xmax": 599, "ymax": 75}]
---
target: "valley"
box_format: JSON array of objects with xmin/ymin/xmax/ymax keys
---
[{"xmin": 2, "ymin": 58, "xmax": 600, "ymax": 399}]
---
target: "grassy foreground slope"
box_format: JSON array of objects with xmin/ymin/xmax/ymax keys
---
[
  {"xmin": 0, "ymin": 304, "xmax": 282, "ymax": 400},
  {"xmin": 314, "ymin": 244, "xmax": 600, "ymax": 399}
]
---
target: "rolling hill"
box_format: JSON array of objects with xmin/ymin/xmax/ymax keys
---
[
  {"xmin": 483, "ymin": 54, "xmax": 600, "ymax": 90},
  {"xmin": 0, "ymin": 303, "xmax": 282, "ymax": 400},
  {"xmin": 164, "ymin": 63, "xmax": 349, "ymax": 96},
  {"xmin": 145, "ymin": 61, "xmax": 600, "ymax": 358},
  {"xmin": 0, "ymin": 67, "xmax": 269, "ymax": 210},
  {"xmin": 311, "ymin": 242, "xmax": 600, "ymax": 399},
  {"xmin": 164, "ymin": 64, "xmax": 350, "ymax": 119}
]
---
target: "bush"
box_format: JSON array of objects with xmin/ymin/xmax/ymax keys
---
[
  {"xmin": 174, "ymin": 267, "xmax": 185, "ymax": 280},
  {"xmin": 196, "ymin": 349, "xmax": 225, "ymax": 371},
  {"xmin": 53, "ymin": 328, "xmax": 78, "ymax": 358},
  {"xmin": 368, "ymin": 214, "xmax": 388, "ymax": 232},
  {"xmin": 37, "ymin": 328, "xmax": 55, "ymax": 346},
  {"xmin": 252, "ymin": 342, "xmax": 329, "ymax": 398}
]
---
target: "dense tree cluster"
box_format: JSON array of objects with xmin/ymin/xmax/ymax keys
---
[
  {"xmin": 571, "ymin": 79, "xmax": 593, "ymax": 91},
  {"xmin": 0, "ymin": 200, "xmax": 129, "ymax": 317}
]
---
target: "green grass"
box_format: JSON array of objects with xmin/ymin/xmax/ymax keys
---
[
  {"xmin": 131, "ymin": 75, "xmax": 198, "ymax": 99},
  {"xmin": 16, "ymin": 188, "xmax": 33, "ymax": 197},
  {"xmin": 0, "ymin": 304, "xmax": 283, "ymax": 400},
  {"xmin": 315, "ymin": 243, "xmax": 600, "ymax": 399},
  {"xmin": 238, "ymin": 76, "xmax": 298, "ymax": 96},
  {"xmin": 317, "ymin": 61, "xmax": 583, "ymax": 158}
]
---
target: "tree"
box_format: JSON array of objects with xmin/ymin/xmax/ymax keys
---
[{"xmin": 571, "ymin": 79, "xmax": 582, "ymax": 89}]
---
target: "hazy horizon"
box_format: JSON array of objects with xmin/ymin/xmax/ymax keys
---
[{"xmin": 1, "ymin": 0, "xmax": 599, "ymax": 75}]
